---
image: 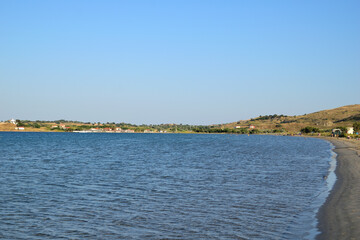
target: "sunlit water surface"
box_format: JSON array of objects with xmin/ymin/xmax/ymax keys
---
[{"xmin": 0, "ymin": 133, "xmax": 334, "ymax": 239}]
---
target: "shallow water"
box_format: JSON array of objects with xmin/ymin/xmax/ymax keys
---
[{"xmin": 0, "ymin": 133, "xmax": 333, "ymax": 239}]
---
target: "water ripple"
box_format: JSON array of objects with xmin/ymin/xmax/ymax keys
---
[{"xmin": 0, "ymin": 133, "xmax": 332, "ymax": 239}]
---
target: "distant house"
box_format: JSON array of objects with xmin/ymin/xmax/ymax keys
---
[
  {"xmin": 235, "ymin": 126, "xmax": 242, "ymax": 129},
  {"xmin": 51, "ymin": 125, "xmax": 58, "ymax": 128},
  {"xmin": 249, "ymin": 125, "xmax": 255, "ymax": 129},
  {"xmin": 90, "ymin": 128, "xmax": 101, "ymax": 132},
  {"xmin": 10, "ymin": 119, "xmax": 16, "ymax": 125},
  {"xmin": 15, "ymin": 126, "xmax": 25, "ymax": 130},
  {"xmin": 103, "ymin": 128, "xmax": 113, "ymax": 132},
  {"xmin": 347, "ymin": 127, "xmax": 354, "ymax": 134},
  {"xmin": 115, "ymin": 128, "xmax": 122, "ymax": 131},
  {"xmin": 124, "ymin": 129, "xmax": 135, "ymax": 133},
  {"xmin": 59, "ymin": 124, "xmax": 66, "ymax": 129}
]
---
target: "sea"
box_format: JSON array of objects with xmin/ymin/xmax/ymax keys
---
[{"xmin": 0, "ymin": 132, "xmax": 335, "ymax": 240}]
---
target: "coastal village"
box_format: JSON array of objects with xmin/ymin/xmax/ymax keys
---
[
  {"xmin": 1, "ymin": 104, "xmax": 359, "ymax": 137},
  {"xmin": 0, "ymin": 119, "xmax": 166, "ymax": 133},
  {"xmin": 0, "ymin": 108, "xmax": 360, "ymax": 139},
  {"xmin": 1, "ymin": 119, "xmax": 279, "ymax": 134}
]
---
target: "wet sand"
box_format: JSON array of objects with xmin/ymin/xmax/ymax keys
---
[{"xmin": 317, "ymin": 138, "xmax": 360, "ymax": 240}]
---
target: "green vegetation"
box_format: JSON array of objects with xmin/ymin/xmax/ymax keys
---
[
  {"xmin": 300, "ymin": 126, "xmax": 320, "ymax": 133},
  {"xmin": 354, "ymin": 122, "xmax": 360, "ymax": 132},
  {"xmin": 192, "ymin": 126, "xmax": 249, "ymax": 134},
  {"xmin": 15, "ymin": 119, "xmax": 25, "ymax": 127},
  {"xmin": 32, "ymin": 123, "xmax": 41, "ymax": 128},
  {"xmin": 336, "ymin": 126, "xmax": 348, "ymax": 133},
  {"xmin": 256, "ymin": 114, "xmax": 288, "ymax": 120},
  {"xmin": 280, "ymin": 119, "xmax": 297, "ymax": 124}
]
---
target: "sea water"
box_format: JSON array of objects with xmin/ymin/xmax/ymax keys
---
[{"xmin": 0, "ymin": 132, "xmax": 334, "ymax": 239}]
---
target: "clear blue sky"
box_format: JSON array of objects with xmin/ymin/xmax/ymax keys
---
[{"xmin": 1, "ymin": 0, "xmax": 359, "ymax": 124}]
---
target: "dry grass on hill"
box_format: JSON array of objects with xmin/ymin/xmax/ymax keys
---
[
  {"xmin": 0, "ymin": 123, "xmax": 17, "ymax": 131},
  {"xmin": 223, "ymin": 104, "xmax": 360, "ymax": 133},
  {"xmin": 0, "ymin": 122, "xmax": 49, "ymax": 132},
  {"xmin": 1, "ymin": 104, "xmax": 359, "ymax": 133}
]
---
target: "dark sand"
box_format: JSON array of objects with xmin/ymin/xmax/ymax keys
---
[{"xmin": 317, "ymin": 138, "xmax": 360, "ymax": 240}]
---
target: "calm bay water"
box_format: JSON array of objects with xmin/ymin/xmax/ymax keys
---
[{"xmin": 0, "ymin": 133, "xmax": 333, "ymax": 239}]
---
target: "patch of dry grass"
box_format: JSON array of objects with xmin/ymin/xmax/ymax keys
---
[{"xmin": 223, "ymin": 104, "xmax": 360, "ymax": 133}]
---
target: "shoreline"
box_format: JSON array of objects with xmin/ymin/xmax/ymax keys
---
[{"xmin": 316, "ymin": 137, "xmax": 360, "ymax": 239}]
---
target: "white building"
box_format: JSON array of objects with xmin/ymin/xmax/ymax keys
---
[
  {"xmin": 10, "ymin": 119, "xmax": 16, "ymax": 124},
  {"xmin": 347, "ymin": 127, "xmax": 354, "ymax": 134}
]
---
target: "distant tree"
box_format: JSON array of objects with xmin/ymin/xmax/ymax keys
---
[
  {"xmin": 223, "ymin": 128, "xmax": 231, "ymax": 133},
  {"xmin": 353, "ymin": 122, "xmax": 360, "ymax": 132},
  {"xmin": 15, "ymin": 119, "xmax": 25, "ymax": 127},
  {"xmin": 273, "ymin": 129, "xmax": 285, "ymax": 133},
  {"xmin": 250, "ymin": 129, "xmax": 260, "ymax": 134},
  {"xmin": 256, "ymin": 114, "xmax": 288, "ymax": 121},
  {"xmin": 337, "ymin": 126, "xmax": 348, "ymax": 133},
  {"xmin": 301, "ymin": 126, "xmax": 320, "ymax": 133}
]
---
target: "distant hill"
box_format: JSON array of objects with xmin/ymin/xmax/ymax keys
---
[
  {"xmin": 0, "ymin": 122, "xmax": 15, "ymax": 131},
  {"xmin": 0, "ymin": 122, "xmax": 50, "ymax": 132},
  {"xmin": 222, "ymin": 104, "xmax": 360, "ymax": 133},
  {"xmin": 1, "ymin": 104, "xmax": 359, "ymax": 134}
]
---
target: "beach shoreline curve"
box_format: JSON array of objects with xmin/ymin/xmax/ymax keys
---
[{"xmin": 316, "ymin": 137, "xmax": 360, "ymax": 240}]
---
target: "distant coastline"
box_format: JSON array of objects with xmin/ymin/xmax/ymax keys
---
[{"xmin": 1, "ymin": 104, "xmax": 360, "ymax": 137}]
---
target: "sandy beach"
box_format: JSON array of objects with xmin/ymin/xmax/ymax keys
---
[{"xmin": 317, "ymin": 138, "xmax": 360, "ymax": 240}]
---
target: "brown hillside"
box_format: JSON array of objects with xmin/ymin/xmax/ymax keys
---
[
  {"xmin": 0, "ymin": 122, "xmax": 49, "ymax": 132},
  {"xmin": 299, "ymin": 104, "xmax": 360, "ymax": 124},
  {"xmin": 223, "ymin": 104, "xmax": 360, "ymax": 133},
  {"xmin": 0, "ymin": 123, "xmax": 17, "ymax": 131}
]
